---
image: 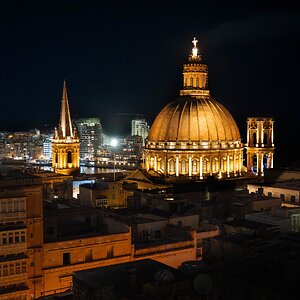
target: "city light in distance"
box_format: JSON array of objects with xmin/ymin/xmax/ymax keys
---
[{"xmin": 110, "ymin": 138, "xmax": 118, "ymax": 147}]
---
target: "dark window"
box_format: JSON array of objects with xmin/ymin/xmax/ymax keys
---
[
  {"xmin": 46, "ymin": 227, "xmax": 55, "ymax": 235},
  {"xmin": 253, "ymin": 132, "xmax": 257, "ymax": 145},
  {"xmin": 63, "ymin": 252, "xmax": 70, "ymax": 265},
  {"xmin": 268, "ymin": 192, "xmax": 272, "ymax": 197},
  {"xmin": 155, "ymin": 230, "xmax": 161, "ymax": 239},
  {"xmin": 178, "ymin": 221, "xmax": 183, "ymax": 227},
  {"xmin": 9, "ymin": 237, "xmax": 13, "ymax": 243},
  {"xmin": 280, "ymin": 194, "xmax": 285, "ymax": 201},
  {"xmin": 85, "ymin": 249, "xmax": 92, "ymax": 262},
  {"xmin": 55, "ymin": 153, "xmax": 58, "ymax": 163},
  {"xmin": 67, "ymin": 151, "xmax": 72, "ymax": 164},
  {"xmin": 258, "ymin": 188, "xmax": 264, "ymax": 195},
  {"xmin": 107, "ymin": 246, "xmax": 113, "ymax": 258},
  {"xmin": 291, "ymin": 195, "xmax": 296, "ymax": 203},
  {"xmin": 264, "ymin": 133, "xmax": 268, "ymax": 145}
]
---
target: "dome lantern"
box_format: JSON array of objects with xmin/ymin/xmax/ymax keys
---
[{"xmin": 180, "ymin": 37, "xmax": 209, "ymax": 97}]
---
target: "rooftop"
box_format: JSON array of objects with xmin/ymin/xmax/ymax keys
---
[
  {"xmin": 74, "ymin": 259, "xmax": 179, "ymax": 293},
  {"xmin": 223, "ymin": 219, "xmax": 277, "ymax": 230},
  {"xmin": 249, "ymin": 179, "xmax": 300, "ymax": 191}
]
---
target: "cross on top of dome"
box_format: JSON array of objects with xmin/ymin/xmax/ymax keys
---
[
  {"xmin": 189, "ymin": 37, "xmax": 201, "ymax": 62},
  {"xmin": 192, "ymin": 37, "xmax": 198, "ymax": 57}
]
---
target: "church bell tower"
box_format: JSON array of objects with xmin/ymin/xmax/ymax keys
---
[
  {"xmin": 246, "ymin": 117, "xmax": 275, "ymax": 176},
  {"xmin": 52, "ymin": 81, "xmax": 80, "ymax": 175}
]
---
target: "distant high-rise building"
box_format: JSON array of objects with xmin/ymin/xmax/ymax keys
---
[
  {"xmin": 52, "ymin": 81, "xmax": 80, "ymax": 175},
  {"xmin": 75, "ymin": 118, "xmax": 103, "ymax": 160},
  {"xmin": 131, "ymin": 119, "xmax": 149, "ymax": 145},
  {"xmin": 43, "ymin": 135, "xmax": 53, "ymax": 160}
]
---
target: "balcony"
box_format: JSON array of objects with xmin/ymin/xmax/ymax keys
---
[
  {"xmin": 134, "ymin": 239, "xmax": 194, "ymax": 257},
  {"xmin": 0, "ymin": 212, "xmax": 26, "ymax": 224},
  {"xmin": 0, "ymin": 243, "xmax": 27, "ymax": 256},
  {"xmin": 0, "ymin": 273, "xmax": 27, "ymax": 287}
]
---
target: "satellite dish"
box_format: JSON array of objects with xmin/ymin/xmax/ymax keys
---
[
  {"xmin": 193, "ymin": 274, "xmax": 213, "ymax": 295},
  {"xmin": 154, "ymin": 269, "xmax": 175, "ymax": 283}
]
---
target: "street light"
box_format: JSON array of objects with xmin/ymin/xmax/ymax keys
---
[{"xmin": 110, "ymin": 138, "xmax": 118, "ymax": 181}]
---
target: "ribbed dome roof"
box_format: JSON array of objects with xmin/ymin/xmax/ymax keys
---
[{"xmin": 148, "ymin": 96, "xmax": 240, "ymax": 142}]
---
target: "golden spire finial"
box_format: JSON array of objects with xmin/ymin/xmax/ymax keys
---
[
  {"xmin": 192, "ymin": 37, "xmax": 198, "ymax": 58},
  {"xmin": 58, "ymin": 80, "xmax": 73, "ymax": 139}
]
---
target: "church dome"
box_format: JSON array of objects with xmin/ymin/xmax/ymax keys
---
[
  {"xmin": 144, "ymin": 38, "xmax": 244, "ymax": 180},
  {"xmin": 148, "ymin": 96, "xmax": 240, "ymax": 142}
]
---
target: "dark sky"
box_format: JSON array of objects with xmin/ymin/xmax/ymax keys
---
[{"xmin": 0, "ymin": 1, "xmax": 299, "ymax": 166}]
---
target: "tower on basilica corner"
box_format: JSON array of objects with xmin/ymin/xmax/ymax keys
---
[
  {"xmin": 52, "ymin": 80, "xmax": 80, "ymax": 175},
  {"xmin": 246, "ymin": 117, "xmax": 275, "ymax": 176}
]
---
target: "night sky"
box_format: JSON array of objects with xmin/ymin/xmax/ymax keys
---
[{"xmin": 0, "ymin": 1, "xmax": 299, "ymax": 166}]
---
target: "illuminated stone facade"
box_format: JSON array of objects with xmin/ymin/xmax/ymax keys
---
[
  {"xmin": 0, "ymin": 171, "xmax": 43, "ymax": 300},
  {"xmin": 52, "ymin": 81, "xmax": 80, "ymax": 175},
  {"xmin": 246, "ymin": 117, "xmax": 275, "ymax": 176},
  {"xmin": 145, "ymin": 38, "xmax": 244, "ymax": 179},
  {"xmin": 0, "ymin": 169, "xmax": 198, "ymax": 298}
]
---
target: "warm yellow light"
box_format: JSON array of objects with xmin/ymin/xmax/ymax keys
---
[{"xmin": 192, "ymin": 37, "xmax": 198, "ymax": 57}]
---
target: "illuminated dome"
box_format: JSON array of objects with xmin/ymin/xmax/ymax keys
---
[
  {"xmin": 148, "ymin": 96, "xmax": 240, "ymax": 143},
  {"xmin": 144, "ymin": 38, "xmax": 244, "ymax": 180}
]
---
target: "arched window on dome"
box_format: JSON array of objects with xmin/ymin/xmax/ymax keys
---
[
  {"xmin": 212, "ymin": 159, "xmax": 217, "ymax": 173},
  {"xmin": 192, "ymin": 160, "xmax": 198, "ymax": 174},
  {"xmin": 184, "ymin": 77, "xmax": 187, "ymax": 87},
  {"xmin": 221, "ymin": 157, "xmax": 226, "ymax": 172},
  {"xmin": 169, "ymin": 159, "xmax": 175, "ymax": 174},
  {"xmin": 67, "ymin": 151, "xmax": 72, "ymax": 164},
  {"xmin": 190, "ymin": 77, "xmax": 193, "ymax": 87},
  {"xmin": 180, "ymin": 160, "xmax": 187, "ymax": 174},
  {"xmin": 158, "ymin": 158, "xmax": 164, "ymax": 173},
  {"xmin": 196, "ymin": 77, "xmax": 199, "ymax": 88},
  {"xmin": 150, "ymin": 157, "xmax": 154, "ymax": 169},
  {"xmin": 203, "ymin": 159, "xmax": 208, "ymax": 173},
  {"xmin": 200, "ymin": 75, "xmax": 206, "ymax": 88}
]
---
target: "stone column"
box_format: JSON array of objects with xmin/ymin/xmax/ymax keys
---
[
  {"xmin": 209, "ymin": 156, "xmax": 212, "ymax": 175},
  {"xmin": 247, "ymin": 123, "xmax": 250, "ymax": 145},
  {"xmin": 188, "ymin": 156, "xmax": 192, "ymax": 177},
  {"xmin": 270, "ymin": 152, "xmax": 274, "ymax": 168},
  {"xmin": 256, "ymin": 153, "xmax": 260, "ymax": 176},
  {"xmin": 154, "ymin": 156, "xmax": 157, "ymax": 172},
  {"xmin": 176, "ymin": 156, "xmax": 179, "ymax": 177},
  {"xmin": 227, "ymin": 154, "xmax": 230, "ymax": 177},
  {"xmin": 59, "ymin": 149, "xmax": 63, "ymax": 169},
  {"xmin": 239, "ymin": 154, "xmax": 242, "ymax": 175},
  {"xmin": 261, "ymin": 153, "xmax": 264, "ymax": 176},
  {"xmin": 200, "ymin": 156, "xmax": 203, "ymax": 180},
  {"xmin": 164, "ymin": 156, "xmax": 167, "ymax": 176},
  {"xmin": 247, "ymin": 152, "xmax": 252, "ymax": 173},
  {"xmin": 271, "ymin": 122, "xmax": 274, "ymax": 145},
  {"xmin": 233, "ymin": 153, "xmax": 237, "ymax": 176},
  {"xmin": 146, "ymin": 157, "xmax": 149, "ymax": 171}
]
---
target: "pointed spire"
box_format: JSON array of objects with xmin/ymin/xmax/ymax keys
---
[
  {"xmin": 54, "ymin": 127, "xmax": 58, "ymax": 139},
  {"xmin": 58, "ymin": 80, "xmax": 73, "ymax": 139}
]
